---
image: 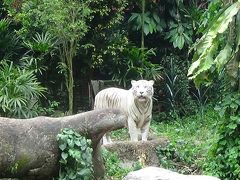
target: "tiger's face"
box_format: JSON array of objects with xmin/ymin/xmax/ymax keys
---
[{"xmin": 131, "ymin": 80, "xmax": 154, "ymax": 102}]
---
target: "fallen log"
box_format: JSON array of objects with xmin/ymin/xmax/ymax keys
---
[{"xmin": 0, "ymin": 109, "xmax": 127, "ymax": 180}]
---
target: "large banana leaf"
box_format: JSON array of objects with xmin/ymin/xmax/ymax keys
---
[{"xmin": 188, "ymin": 1, "xmax": 240, "ymax": 86}]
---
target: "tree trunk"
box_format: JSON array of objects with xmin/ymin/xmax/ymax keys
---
[
  {"xmin": 141, "ymin": 0, "xmax": 145, "ymax": 50},
  {"xmin": 68, "ymin": 55, "xmax": 74, "ymax": 115},
  {"xmin": 0, "ymin": 109, "xmax": 127, "ymax": 180}
]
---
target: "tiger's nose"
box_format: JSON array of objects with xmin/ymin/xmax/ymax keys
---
[{"xmin": 140, "ymin": 91, "xmax": 144, "ymax": 94}]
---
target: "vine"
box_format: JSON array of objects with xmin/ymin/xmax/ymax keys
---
[{"xmin": 57, "ymin": 128, "xmax": 93, "ymax": 180}]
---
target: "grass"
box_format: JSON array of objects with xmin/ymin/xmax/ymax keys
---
[
  {"xmin": 105, "ymin": 106, "xmax": 220, "ymax": 177},
  {"xmin": 151, "ymin": 108, "xmax": 220, "ymax": 174}
]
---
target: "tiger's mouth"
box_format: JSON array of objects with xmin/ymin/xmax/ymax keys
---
[{"xmin": 137, "ymin": 95, "xmax": 147, "ymax": 101}]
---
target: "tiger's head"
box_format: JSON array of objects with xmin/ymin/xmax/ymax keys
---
[{"xmin": 131, "ymin": 80, "xmax": 154, "ymax": 102}]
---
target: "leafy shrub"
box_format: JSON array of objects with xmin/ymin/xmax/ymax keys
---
[
  {"xmin": 159, "ymin": 54, "xmax": 196, "ymax": 117},
  {"xmin": 110, "ymin": 46, "xmax": 162, "ymax": 87},
  {"xmin": 37, "ymin": 100, "xmax": 60, "ymax": 116},
  {"xmin": 152, "ymin": 107, "xmax": 219, "ymax": 174},
  {"xmin": 102, "ymin": 148, "xmax": 144, "ymax": 179},
  {"xmin": 102, "ymin": 148, "xmax": 131, "ymax": 179},
  {"xmin": 128, "ymin": 11, "xmax": 164, "ymax": 35},
  {"xmin": 0, "ymin": 61, "xmax": 45, "ymax": 118},
  {"xmin": 0, "ymin": 19, "xmax": 20, "ymax": 60},
  {"xmin": 21, "ymin": 32, "xmax": 57, "ymax": 75},
  {"xmin": 204, "ymin": 92, "xmax": 240, "ymax": 179},
  {"xmin": 156, "ymin": 141, "xmax": 199, "ymax": 174},
  {"xmin": 191, "ymin": 85, "xmax": 210, "ymax": 119},
  {"xmin": 162, "ymin": 0, "xmax": 201, "ymax": 50},
  {"xmin": 57, "ymin": 128, "xmax": 93, "ymax": 180},
  {"xmin": 165, "ymin": 21, "xmax": 192, "ymax": 50}
]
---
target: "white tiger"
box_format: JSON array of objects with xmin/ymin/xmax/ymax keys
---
[{"xmin": 94, "ymin": 80, "xmax": 154, "ymax": 144}]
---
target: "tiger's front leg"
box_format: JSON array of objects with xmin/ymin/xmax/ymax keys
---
[
  {"xmin": 128, "ymin": 117, "xmax": 139, "ymax": 141},
  {"xmin": 141, "ymin": 118, "xmax": 151, "ymax": 141}
]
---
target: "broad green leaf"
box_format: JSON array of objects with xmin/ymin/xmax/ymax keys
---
[
  {"xmin": 148, "ymin": 22, "xmax": 153, "ymax": 34},
  {"xmin": 61, "ymin": 152, "xmax": 68, "ymax": 160},
  {"xmin": 188, "ymin": 59, "xmax": 201, "ymax": 77},
  {"xmin": 178, "ymin": 35, "xmax": 185, "ymax": 49},
  {"xmin": 59, "ymin": 143, "xmax": 67, "ymax": 151},
  {"xmin": 68, "ymin": 139, "xmax": 75, "ymax": 148},
  {"xmin": 144, "ymin": 16, "xmax": 151, "ymax": 24},
  {"xmin": 227, "ymin": 123, "xmax": 237, "ymax": 130},
  {"xmin": 188, "ymin": 1, "xmax": 240, "ymax": 85},
  {"xmin": 235, "ymin": 12, "xmax": 240, "ymax": 53},
  {"xmin": 153, "ymin": 12, "xmax": 160, "ymax": 23},
  {"xmin": 143, "ymin": 24, "xmax": 149, "ymax": 35},
  {"xmin": 77, "ymin": 168, "xmax": 91, "ymax": 176},
  {"xmin": 128, "ymin": 13, "xmax": 139, "ymax": 22},
  {"xmin": 214, "ymin": 44, "xmax": 232, "ymax": 73},
  {"xmin": 189, "ymin": 41, "xmax": 217, "ymax": 80},
  {"xmin": 183, "ymin": 33, "xmax": 192, "ymax": 44},
  {"xmin": 75, "ymin": 140, "xmax": 81, "ymax": 146},
  {"xmin": 216, "ymin": 3, "xmax": 240, "ymax": 34}
]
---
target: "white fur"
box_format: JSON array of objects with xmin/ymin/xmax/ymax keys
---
[{"xmin": 94, "ymin": 80, "xmax": 154, "ymax": 144}]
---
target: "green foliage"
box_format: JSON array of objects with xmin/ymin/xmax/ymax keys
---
[
  {"xmin": 111, "ymin": 128, "xmax": 129, "ymax": 141},
  {"xmin": 2, "ymin": 0, "xmax": 21, "ymax": 17},
  {"xmin": 161, "ymin": 0, "xmax": 200, "ymax": 50},
  {"xmin": 156, "ymin": 142, "xmax": 197, "ymax": 174},
  {"xmin": 37, "ymin": 100, "xmax": 60, "ymax": 116},
  {"xmin": 91, "ymin": 30, "xmax": 129, "ymax": 72},
  {"xmin": 17, "ymin": 0, "xmax": 93, "ymax": 40},
  {"xmin": 102, "ymin": 148, "xmax": 132, "ymax": 179},
  {"xmin": 160, "ymin": 54, "xmax": 195, "ymax": 117},
  {"xmin": 21, "ymin": 32, "xmax": 57, "ymax": 75},
  {"xmin": 204, "ymin": 92, "xmax": 240, "ymax": 179},
  {"xmin": 0, "ymin": 61, "xmax": 45, "ymax": 118},
  {"xmin": 198, "ymin": 0, "xmax": 222, "ymax": 34},
  {"xmin": 23, "ymin": 32, "xmax": 57, "ymax": 54},
  {"xmin": 17, "ymin": 0, "xmax": 95, "ymax": 114},
  {"xmin": 192, "ymin": 86, "xmax": 210, "ymax": 119},
  {"xmin": 152, "ymin": 107, "xmax": 219, "ymax": 174},
  {"xmin": 128, "ymin": 11, "xmax": 165, "ymax": 35},
  {"xmin": 110, "ymin": 46, "xmax": 162, "ymax": 87},
  {"xmin": 107, "ymin": 107, "xmax": 220, "ymax": 176},
  {"xmin": 188, "ymin": 1, "xmax": 240, "ymax": 86},
  {"xmin": 165, "ymin": 21, "xmax": 192, "ymax": 50},
  {"xmin": 57, "ymin": 128, "xmax": 93, "ymax": 180},
  {"xmin": 188, "ymin": 1, "xmax": 240, "ymax": 179},
  {"xmin": 0, "ymin": 18, "xmax": 20, "ymax": 60},
  {"xmin": 87, "ymin": 0, "xmax": 129, "ymax": 74}
]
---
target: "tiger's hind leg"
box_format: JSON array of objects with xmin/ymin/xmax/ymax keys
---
[{"xmin": 102, "ymin": 132, "xmax": 112, "ymax": 145}]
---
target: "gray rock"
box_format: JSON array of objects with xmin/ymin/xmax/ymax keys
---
[
  {"xmin": 103, "ymin": 138, "xmax": 169, "ymax": 168},
  {"xmin": 123, "ymin": 167, "xmax": 220, "ymax": 180}
]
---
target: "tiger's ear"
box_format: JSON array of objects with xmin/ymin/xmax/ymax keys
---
[
  {"xmin": 131, "ymin": 80, "xmax": 137, "ymax": 85},
  {"xmin": 149, "ymin": 80, "xmax": 154, "ymax": 86}
]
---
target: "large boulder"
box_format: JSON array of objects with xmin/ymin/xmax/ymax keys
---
[
  {"xmin": 123, "ymin": 167, "xmax": 220, "ymax": 180},
  {"xmin": 104, "ymin": 138, "xmax": 169, "ymax": 168}
]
